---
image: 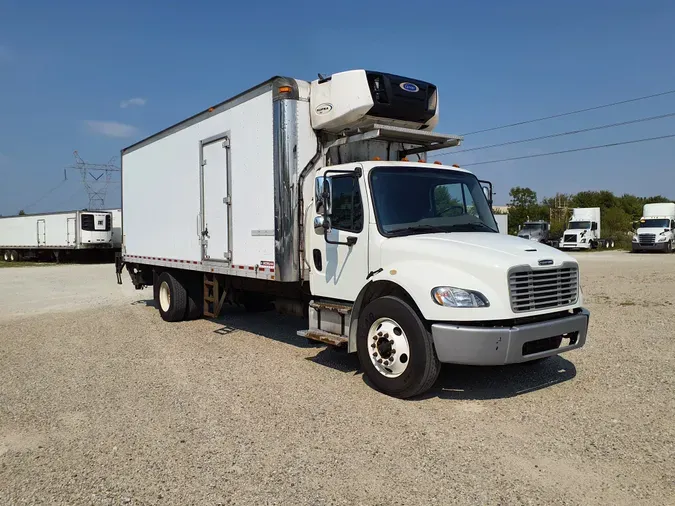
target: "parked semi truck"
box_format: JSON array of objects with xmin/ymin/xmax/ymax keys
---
[
  {"xmin": 559, "ymin": 208, "xmax": 615, "ymax": 250},
  {"xmin": 0, "ymin": 210, "xmax": 113, "ymax": 262},
  {"xmin": 116, "ymin": 70, "xmax": 589, "ymax": 398},
  {"xmin": 517, "ymin": 220, "xmax": 550, "ymax": 243},
  {"xmin": 632, "ymin": 203, "xmax": 675, "ymax": 252}
]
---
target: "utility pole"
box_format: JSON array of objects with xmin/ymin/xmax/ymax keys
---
[{"xmin": 66, "ymin": 151, "xmax": 120, "ymax": 210}]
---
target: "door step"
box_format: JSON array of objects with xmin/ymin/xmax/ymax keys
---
[
  {"xmin": 309, "ymin": 300, "xmax": 352, "ymax": 315},
  {"xmin": 297, "ymin": 329, "xmax": 348, "ymax": 347}
]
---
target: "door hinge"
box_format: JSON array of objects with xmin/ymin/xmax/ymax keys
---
[
  {"xmin": 223, "ymin": 197, "xmax": 231, "ymax": 204},
  {"xmin": 222, "ymin": 138, "xmax": 230, "ymax": 148},
  {"xmin": 202, "ymin": 159, "xmax": 207, "ymax": 166},
  {"xmin": 224, "ymin": 251, "xmax": 232, "ymax": 261}
]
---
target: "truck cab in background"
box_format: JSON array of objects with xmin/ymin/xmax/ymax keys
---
[
  {"xmin": 559, "ymin": 207, "xmax": 612, "ymax": 250},
  {"xmin": 517, "ymin": 220, "xmax": 550, "ymax": 243},
  {"xmin": 632, "ymin": 203, "xmax": 675, "ymax": 253}
]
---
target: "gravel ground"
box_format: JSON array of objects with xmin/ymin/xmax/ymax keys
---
[{"xmin": 0, "ymin": 253, "xmax": 673, "ymax": 505}]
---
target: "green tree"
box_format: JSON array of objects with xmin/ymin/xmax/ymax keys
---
[
  {"xmin": 508, "ymin": 187, "xmax": 548, "ymax": 233},
  {"xmin": 18, "ymin": 210, "xmax": 25, "ymax": 216}
]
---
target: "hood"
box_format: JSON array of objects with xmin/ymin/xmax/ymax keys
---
[
  {"xmin": 637, "ymin": 227, "xmax": 670, "ymax": 235},
  {"xmin": 381, "ymin": 232, "xmax": 573, "ymax": 270}
]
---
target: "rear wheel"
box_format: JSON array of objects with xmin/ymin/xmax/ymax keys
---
[
  {"xmin": 9, "ymin": 250, "xmax": 19, "ymax": 262},
  {"xmin": 183, "ymin": 274, "xmax": 204, "ymax": 320},
  {"xmin": 156, "ymin": 271, "xmax": 187, "ymax": 322},
  {"xmin": 357, "ymin": 296, "xmax": 440, "ymax": 399}
]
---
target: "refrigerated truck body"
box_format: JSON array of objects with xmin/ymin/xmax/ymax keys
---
[
  {"xmin": 117, "ymin": 69, "xmax": 589, "ymax": 398},
  {"xmin": 101, "ymin": 208, "xmax": 122, "ymax": 249},
  {"xmin": 0, "ymin": 210, "xmax": 113, "ymax": 262}
]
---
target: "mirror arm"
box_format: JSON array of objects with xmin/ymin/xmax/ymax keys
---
[{"xmin": 324, "ymin": 231, "xmax": 357, "ymax": 247}]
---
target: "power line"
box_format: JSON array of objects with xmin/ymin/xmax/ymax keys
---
[
  {"xmin": 460, "ymin": 133, "xmax": 675, "ymax": 167},
  {"xmin": 460, "ymin": 89, "xmax": 675, "ymax": 136},
  {"xmin": 432, "ymin": 111, "xmax": 675, "ymax": 158},
  {"xmin": 23, "ymin": 178, "xmax": 68, "ymax": 211}
]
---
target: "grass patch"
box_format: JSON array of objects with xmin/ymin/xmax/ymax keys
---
[{"xmin": 0, "ymin": 261, "xmax": 55, "ymax": 268}]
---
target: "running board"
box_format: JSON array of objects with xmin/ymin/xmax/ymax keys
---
[{"xmin": 297, "ymin": 329, "xmax": 348, "ymax": 347}]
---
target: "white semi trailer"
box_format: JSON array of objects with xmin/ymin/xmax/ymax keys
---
[
  {"xmin": 102, "ymin": 208, "xmax": 122, "ymax": 249},
  {"xmin": 116, "ymin": 70, "xmax": 589, "ymax": 398},
  {"xmin": 632, "ymin": 203, "xmax": 675, "ymax": 252},
  {"xmin": 0, "ymin": 210, "xmax": 113, "ymax": 262}
]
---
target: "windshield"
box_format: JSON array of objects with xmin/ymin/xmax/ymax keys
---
[
  {"xmin": 369, "ymin": 167, "xmax": 498, "ymax": 236},
  {"xmin": 568, "ymin": 221, "xmax": 591, "ymax": 230},
  {"xmin": 640, "ymin": 218, "xmax": 670, "ymax": 228},
  {"xmin": 520, "ymin": 223, "xmax": 545, "ymax": 232}
]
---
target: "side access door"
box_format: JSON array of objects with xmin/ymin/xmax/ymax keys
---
[
  {"xmin": 309, "ymin": 165, "xmax": 369, "ymax": 302},
  {"xmin": 200, "ymin": 133, "xmax": 232, "ymax": 262},
  {"xmin": 37, "ymin": 219, "xmax": 46, "ymax": 246},
  {"xmin": 66, "ymin": 217, "xmax": 76, "ymax": 246}
]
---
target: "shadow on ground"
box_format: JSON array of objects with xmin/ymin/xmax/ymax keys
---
[
  {"xmin": 136, "ymin": 299, "xmax": 576, "ymax": 400},
  {"xmin": 410, "ymin": 356, "xmax": 577, "ymax": 401}
]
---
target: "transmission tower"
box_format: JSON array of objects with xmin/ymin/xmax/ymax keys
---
[{"xmin": 66, "ymin": 151, "xmax": 120, "ymax": 210}]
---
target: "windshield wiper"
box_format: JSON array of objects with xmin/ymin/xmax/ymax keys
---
[
  {"xmin": 387, "ymin": 225, "xmax": 451, "ymax": 237},
  {"xmin": 448, "ymin": 222, "xmax": 498, "ymax": 233}
]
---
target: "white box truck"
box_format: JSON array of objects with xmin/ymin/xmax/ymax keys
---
[
  {"xmin": 559, "ymin": 208, "xmax": 614, "ymax": 250},
  {"xmin": 632, "ymin": 203, "xmax": 675, "ymax": 252},
  {"xmin": 116, "ymin": 70, "xmax": 589, "ymax": 398},
  {"xmin": 0, "ymin": 210, "xmax": 113, "ymax": 262}
]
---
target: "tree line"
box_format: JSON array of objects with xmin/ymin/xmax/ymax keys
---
[{"xmin": 506, "ymin": 187, "xmax": 673, "ymax": 243}]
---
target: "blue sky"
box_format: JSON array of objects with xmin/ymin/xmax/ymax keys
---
[{"xmin": 1, "ymin": 0, "xmax": 674, "ymax": 214}]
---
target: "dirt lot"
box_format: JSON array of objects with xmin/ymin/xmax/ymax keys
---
[{"xmin": 0, "ymin": 253, "xmax": 673, "ymax": 505}]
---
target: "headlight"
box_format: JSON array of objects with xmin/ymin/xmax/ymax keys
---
[
  {"xmin": 580, "ymin": 238, "xmax": 586, "ymax": 243},
  {"xmin": 632, "ymin": 236, "xmax": 638, "ymax": 242},
  {"xmin": 658, "ymin": 236, "xmax": 668, "ymax": 242},
  {"xmin": 431, "ymin": 286, "xmax": 489, "ymax": 307},
  {"xmin": 530, "ymin": 237, "xmax": 539, "ymax": 241}
]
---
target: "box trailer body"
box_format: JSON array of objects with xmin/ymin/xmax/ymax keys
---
[
  {"xmin": 118, "ymin": 70, "xmax": 589, "ymax": 398},
  {"xmin": 559, "ymin": 208, "xmax": 612, "ymax": 250},
  {"xmin": 494, "ymin": 214, "xmax": 508, "ymax": 234},
  {"xmin": 1, "ymin": 210, "xmax": 113, "ymax": 261},
  {"xmin": 632, "ymin": 202, "xmax": 675, "ymax": 252}
]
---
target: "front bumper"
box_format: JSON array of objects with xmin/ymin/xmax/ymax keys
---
[
  {"xmin": 560, "ymin": 242, "xmax": 590, "ymax": 250},
  {"xmin": 632, "ymin": 242, "xmax": 668, "ymax": 251},
  {"xmin": 431, "ymin": 309, "xmax": 589, "ymax": 365}
]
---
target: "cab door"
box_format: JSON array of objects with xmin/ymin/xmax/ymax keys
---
[{"xmin": 309, "ymin": 166, "xmax": 369, "ymax": 302}]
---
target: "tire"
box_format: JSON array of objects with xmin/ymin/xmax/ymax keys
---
[
  {"xmin": 183, "ymin": 274, "xmax": 204, "ymax": 320},
  {"xmin": 357, "ymin": 296, "xmax": 440, "ymax": 399},
  {"xmin": 156, "ymin": 271, "xmax": 187, "ymax": 322},
  {"xmin": 9, "ymin": 250, "xmax": 19, "ymax": 262},
  {"xmin": 2, "ymin": 250, "xmax": 9, "ymax": 262},
  {"xmin": 666, "ymin": 242, "xmax": 672, "ymax": 254}
]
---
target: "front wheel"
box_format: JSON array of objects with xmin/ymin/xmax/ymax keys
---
[{"xmin": 357, "ymin": 296, "xmax": 440, "ymax": 399}]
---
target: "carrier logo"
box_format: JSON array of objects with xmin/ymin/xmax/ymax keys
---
[
  {"xmin": 315, "ymin": 103, "xmax": 333, "ymax": 115},
  {"xmin": 400, "ymin": 82, "xmax": 419, "ymax": 93},
  {"xmin": 538, "ymin": 259, "xmax": 554, "ymax": 266}
]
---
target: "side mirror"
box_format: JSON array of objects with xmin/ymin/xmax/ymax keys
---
[
  {"xmin": 482, "ymin": 185, "xmax": 491, "ymax": 204},
  {"xmin": 315, "ymin": 176, "xmax": 332, "ymax": 215},
  {"xmin": 314, "ymin": 216, "xmax": 331, "ymax": 234}
]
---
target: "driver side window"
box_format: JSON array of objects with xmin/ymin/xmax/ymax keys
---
[{"xmin": 433, "ymin": 183, "xmax": 478, "ymax": 217}]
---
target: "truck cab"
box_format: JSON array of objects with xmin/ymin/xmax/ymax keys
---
[
  {"xmin": 559, "ymin": 208, "xmax": 601, "ymax": 250},
  {"xmin": 632, "ymin": 203, "xmax": 675, "ymax": 252},
  {"xmin": 517, "ymin": 221, "xmax": 550, "ymax": 243}
]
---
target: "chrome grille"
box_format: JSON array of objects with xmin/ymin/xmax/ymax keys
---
[
  {"xmin": 509, "ymin": 265, "xmax": 579, "ymax": 313},
  {"xmin": 563, "ymin": 234, "xmax": 576, "ymax": 243},
  {"xmin": 638, "ymin": 234, "xmax": 655, "ymax": 245}
]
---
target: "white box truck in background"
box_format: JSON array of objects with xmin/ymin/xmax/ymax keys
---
[
  {"xmin": 117, "ymin": 69, "xmax": 589, "ymax": 398},
  {"xmin": 559, "ymin": 208, "xmax": 615, "ymax": 250},
  {"xmin": 0, "ymin": 210, "xmax": 113, "ymax": 262},
  {"xmin": 494, "ymin": 213, "xmax": 508, "ymax": 234},
  {"xmin": 632, "ymin": 203, "xmax": 675, "ymax": 252}
]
